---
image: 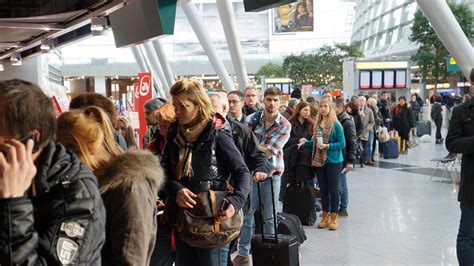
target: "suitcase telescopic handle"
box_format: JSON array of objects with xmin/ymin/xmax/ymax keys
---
[{"xmin": 256, "ymin": 176, "xmax": 278, "ymax": 243}]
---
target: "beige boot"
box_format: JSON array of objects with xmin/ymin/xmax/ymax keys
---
[
  {"xmin": 318, "ymin": 211, "xmax": 330, "ymax": 228},
  {"xmin": 329, "ymin": 212, "xmax": 338, "ymax": 230}
]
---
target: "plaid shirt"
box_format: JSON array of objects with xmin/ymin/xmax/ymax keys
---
[{"xmin": 245, "ymin": 111, "xmax": 291, "ymax": 176}]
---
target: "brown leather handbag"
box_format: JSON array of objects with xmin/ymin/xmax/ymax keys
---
[{"xmin": 176, "ymin": 190, "xmax": 243, "ymax": 249}]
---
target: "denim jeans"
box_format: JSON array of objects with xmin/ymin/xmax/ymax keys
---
[
  {"xmin": 150, "ymin": 222, "xmax": 175, "ymax": 266},
  {"xmin": 457, "ymin": 203, "xmax": 474, "ymax": 265},
  {"xmin": 338, "ymin": 172, "xmax": 348, "ymax": 210},
  {"xmin": 237, "ymin": 175, "xmax": 280, "ymax": 257},
  {"xmin": 314, "ymin": 163, "xmax": 342, "ymax": 213},
  {"xmin": 175, "ymin": 231, "xmax": 229, "ymax": 266},
  {"xmin": 364, "ymin": 131, "xmax": 374, "ymax": 162}
]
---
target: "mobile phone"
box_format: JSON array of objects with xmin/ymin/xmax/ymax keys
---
[
  {"xmin": 17, "ymin": 133, "xmax": 39, "ymax": 153},
  {"xmin": 1, "ymin": 133, "xmax": 39, "ymax": 157},
  {"xmin": 220, "ymin": 200, "xmax": 230, "ymax": 213}
]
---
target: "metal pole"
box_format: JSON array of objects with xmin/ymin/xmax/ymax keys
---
[
  {"xmin": 143, "ymin": 41, "xmax": 171, "ymax": 97},
  {"xmin": 138, "ymin": 45, "xmax": 165, "ymax": 98},
  {"xmin": 152, "ymin": 39, "xmax": 175, "ymax": 89},
  {"xmin": 130, "ymin": 46, "xmax": 147, "ymax": 73},
  {"xmin": 416, "ymin": 0, "xmax": 474, "ymax": 80},
  {"xmin": 216, "ymin": 0, "xmax": 249, "ymax": 91},
  {"xmin": 181, "ymin": 1, "xmax": 234, "ymax": 91}
]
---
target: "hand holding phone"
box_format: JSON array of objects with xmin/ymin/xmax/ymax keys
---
[
  {"xmin": 217, "ymin": 199, "xmax": 235, "ymax": 221},
  {"xmin": 0, "ymin": 138, "xmax": 37, "ymax": 198}
]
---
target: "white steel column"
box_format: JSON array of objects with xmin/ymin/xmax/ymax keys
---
[
  {"xmin": 181, "ymin": 1, "xmax": 234, "ymax": 91},
  {"xmin": 130, "ymin": 46, "xmax": 148, "ymax": 73},
  {"xmin": 416, "ymin": 0, "xmax": 474, "ymax": 80},
  {"xmin": 152, "ymin": 40, "xmax": 175, "ymax": 88},
  {"xmin": 138, "ymin": 45, "xmax": 166, "ymax": 98},
  {"xmin": 143, "ymin": 42, "xmax": 171, "ymax": 97},
  {"xmin": 216, "ymin": 0, "xmax": 248, "ymax": 91}
]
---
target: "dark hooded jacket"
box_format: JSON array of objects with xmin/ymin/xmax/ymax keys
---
[
  {"xmin": 0, "ymin": 141, "xmax": 106, "ymax": 265},
  {"xmin": 338, "ymin": 111, "xmax": 358, "ymax": 165},
  {"xmin": 95, "ymin": 150, "xmax": 165, "ymax": 266},
  {"xmin": 164, "ymin": 115, "xmax": 250, "ymax": 215},
  {"xmin": 446, "ymin": 98, "xmax": 474, "ymax": 204}
]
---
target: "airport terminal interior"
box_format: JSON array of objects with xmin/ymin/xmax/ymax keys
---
[{"xmin": 0, "ymin": 0, "xmax": 473, "ymax": 265}]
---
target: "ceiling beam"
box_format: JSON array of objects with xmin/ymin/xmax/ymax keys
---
[
  {"xmin": 0, "ymin": 42, "xmax": 26, "ymax": 48},
  {"xmin": 0, "ymin": 0, "xmax": 125, "ymax": 60},
  {"xmin": 0, "ymin": 22, "xmax": 66, "ymax": 30}
]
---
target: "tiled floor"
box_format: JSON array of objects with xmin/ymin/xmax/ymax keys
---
[
  {"xmin": 297, "ymin": 131, "xmax": 460, "ymax": 265},
  {"xmin": 233, "ymin": 129, "xmax": 461, "ymax": 265}
]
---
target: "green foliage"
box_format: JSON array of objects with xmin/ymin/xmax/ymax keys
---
[
  {"xmin": 282, "ymin": 42, "xmax": 363, "ymax": 88},
  {"xmin": 255, "ymin": 62, "xmax": 285, "ymax": 83},
  {"xmin": 410, "ymin": 2, "xmax": 473, "ymax": 84}
]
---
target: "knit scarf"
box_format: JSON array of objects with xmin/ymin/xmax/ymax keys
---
[
  {"xmin": 174, "ymin": 119, "xmax": 209, "ymax": 181},
  {"xmin": 311, "ymin": 120, "xmax": 333, "ymax": 167}
]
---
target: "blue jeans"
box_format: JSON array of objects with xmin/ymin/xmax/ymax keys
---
[
  {"xmin": 175, "ymin": 231, "xmax": 229, "ymax": 266},
  {"xmin": 457, "ymin": 203, "xmax": 474, "ymax": 265},
  {"xmin": 364, "ymin": 131, "xmax": 374, "ymax": 162},
  {"xmin": 338, "ymin": 172, "xmax": 348, "ymax": 210},
  {"xmin": 237, "ymin": 175, "xmax": 280, "ymax": 257},
  {"xmin": 314, "ymin": 163, "xmax": 342, "ymax": 213}
]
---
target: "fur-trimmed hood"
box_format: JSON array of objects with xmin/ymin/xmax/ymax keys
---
[{"xmin": 94, "ymin": 150, "xmax": 165, "ymax": 194}]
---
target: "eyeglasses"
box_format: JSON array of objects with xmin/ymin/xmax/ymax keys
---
[{"xmin": 228, "ymin": 100, "xmax": 241, "ymax": 104}]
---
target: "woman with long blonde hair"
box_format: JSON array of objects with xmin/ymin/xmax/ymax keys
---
[
  {"xmin": 57, "ymin": 106, "xmax": 165, "ymax": 265},
  {"xmin": 299, "ymin": 96, "xmax": 345, "ymax": 230}
]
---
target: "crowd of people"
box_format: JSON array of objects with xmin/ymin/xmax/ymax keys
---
[{"xmin": 0, "ymin": 72, "xmax": 473, "ymax": 265}]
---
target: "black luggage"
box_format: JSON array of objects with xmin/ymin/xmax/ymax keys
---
[
  {"xmin": 416, "ymin": 120, "xmax": 432, "ymax": 137},
  {"xmin": 252, "ymin": 178, "xmax": 300, "ymax": 266},
  {"xmin": 283, "ymin": 182, "xmax": 317, "ymax": 226},
  {"xmin": 277, "ymin": 212, "xmax": 307, "ymax": 245}
]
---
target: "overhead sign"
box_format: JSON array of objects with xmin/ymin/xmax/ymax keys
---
[{"xmin": 446, "ymin": 56, "xmax": 460, "ymax": 73}]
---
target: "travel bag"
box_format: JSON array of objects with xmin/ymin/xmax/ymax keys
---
[
  {"xmin": 416, "ymin": 120, "xmax": 432, "ymax": 137},
  {"xmin": 283, "ymin": 182, "xmax": 317, "ymax": 226},
  {"xmin": 277, "ymin": 212, "xmax": 307, "ymax": 245},
  {"xmin": 384, "ymin": 138, "xmax": 399, "ymax": 159},
  {"xmin": 251, "ymin": 178, "xmax": 300, "ymax": 266}
]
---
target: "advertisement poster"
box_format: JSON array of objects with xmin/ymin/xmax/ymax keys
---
[
  {"xmin": 134, "ymin": 73, "xmax": 153, "ymax": 148},
  {"xmin": 273, "ymin": 0, "xmax": 314, "ymax": 34}
]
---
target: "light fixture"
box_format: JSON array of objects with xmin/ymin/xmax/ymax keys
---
[
  {"xmin": 40, "ymin": 39, "xmax": 54, "ymax": 52},
  {"xmin": 10, "ymin": 53, "xmax": 22, "ymax": 66},
  {"xmin": 91, "ymin": 17, "xmax": 108, "ymax": 32},
  {"xmin": 0, "ymin": 63, "xmax": 4, "ymax": 71}
]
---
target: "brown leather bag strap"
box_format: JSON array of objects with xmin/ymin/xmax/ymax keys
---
[
  {"xmin": 209, "ymin": 190, "xmax": 217, "ymax": 217},
  {"xmin": 209, "ymin": 190, "xmax": 222, "ymax": 232}
]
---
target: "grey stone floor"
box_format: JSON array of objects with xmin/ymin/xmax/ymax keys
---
[{"xmin": 237, "ymin": 128, "xmax": 461, "ymax": 265}]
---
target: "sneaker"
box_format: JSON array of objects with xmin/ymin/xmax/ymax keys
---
[
  {"xmin": 232, "ymin": 255, "xmax": 250, "ymax": 266},
  {"xmin": 339, "ymin": 209, "xmax": 349, "ymax": 217}
]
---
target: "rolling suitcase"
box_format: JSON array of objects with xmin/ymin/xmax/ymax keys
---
[
  {"xmin": 283, "ymin": 182, "xmax": 317, "ymax": 226},
  {"xmin": 416, "ymin": 120, "xmax": 432, "ymax": 137},
  {"xmin": 252, "ymin": 178, "xmax": 300, "ymax": 266},
  {"xmin": 384, "ymin": 138, "xmax": 399, "ymax": 159}
]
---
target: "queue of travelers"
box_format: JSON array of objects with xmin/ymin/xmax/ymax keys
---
[{"xmin": 0, "ymin": 75, "xmax": 472, "ymax": 265}]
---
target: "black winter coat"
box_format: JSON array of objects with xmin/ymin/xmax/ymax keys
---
[
  {"xmin": 228, "ymin": 119, "xmax": 268, "ymax": 213},
  {"xmin": 392, "ymin": 104, "xmax": 414, "ymax": 132},
  {"xmin": 284, "ymin": 120, "xmax": 313, "ymax": 182},
  {"xmin": 378, "ymin": 99, "xmax": 391, "ymax": 122},
  {"xmin": 446, "ymin": 99, "xmax": 474, "ymax": 204},
  {"xmin": 338, "ymin": 111, "xmax": 358, "ymax": 165},
  {"xmin": 0, "ymin": 141, "xmax": 106, "ymax": 265},
  {"xmin": 164, "ymin": 118, "xmax": 250, "ymax": 212}
]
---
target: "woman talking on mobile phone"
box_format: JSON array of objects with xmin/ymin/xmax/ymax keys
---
[{"xmin": 298, "ymin": 96, "xmax": 345, "ymax": 231}]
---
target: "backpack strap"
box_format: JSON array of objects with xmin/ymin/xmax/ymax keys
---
[{"xmin": 250, "ymin": 110, "xmax": 263, "ymax": 132}]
